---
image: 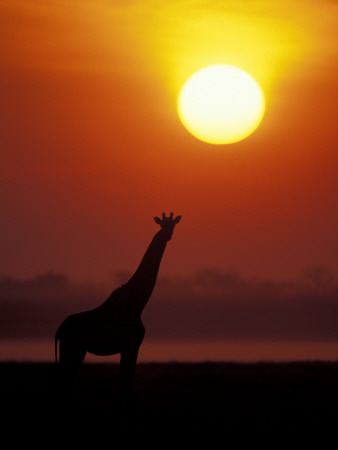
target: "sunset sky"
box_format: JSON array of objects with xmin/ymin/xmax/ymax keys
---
[{"xmin": 1, "ymin": 0, "xmax": 338, "ymax": 362}]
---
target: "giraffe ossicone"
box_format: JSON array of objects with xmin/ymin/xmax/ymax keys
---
[{"xmin": 153, "ymin": 212, "xmax": 181, "ymax": 240}]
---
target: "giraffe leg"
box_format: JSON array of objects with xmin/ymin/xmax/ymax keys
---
[
  {"xmin": 117, "ymin": 345, "xmax": 140, "ymax": 431},
  {"xmin": 56, "ymin": 340, "xmax": 86, "ymax": 402}
]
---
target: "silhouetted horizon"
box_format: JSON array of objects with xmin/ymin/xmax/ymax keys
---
[
  {"xmin": 1, "ymin": 264, "xmax": 338, "ymax": 362},
  {"xmin": 1, "ymin": 265, "xmax": 337, "ymax": 339}
]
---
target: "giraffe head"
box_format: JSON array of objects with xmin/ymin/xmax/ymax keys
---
[{"xmin": 154, "ymin": 212, "xmax": 181, "ymax": 241}]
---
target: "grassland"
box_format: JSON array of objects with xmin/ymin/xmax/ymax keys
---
[{"xmin": 1, "ymin": 361, "xmax": 337, "ymax": 440}]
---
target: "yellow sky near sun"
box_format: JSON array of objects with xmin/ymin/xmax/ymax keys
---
[
  {"xmin": 1, "ymin": 0, "xmax": 338, "ymax": 172},
  {"xmin": 1, "ymin": 0, "xmax": 338, "ymax": 167},
  {"xmin": 132, "ymin": 2, "xmax": 307, "ymax": 91},
  {"xmin": 2, "ymin": 0, "xmax": 338, "ymax": 93}
]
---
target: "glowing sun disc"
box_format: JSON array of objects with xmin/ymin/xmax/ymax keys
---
[{"xmin": 177, "ymin": 65, "xmax": 265, "ymax": 144}]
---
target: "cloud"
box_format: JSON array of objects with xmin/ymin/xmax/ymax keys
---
[
  {"xmin": 1, "ymin": 268, "xmax": 337, "ymax": 342},
  {"xmin": 142, "ymin": 267, "xmax": 338, "ymax": 341},
  {"xmin": 0, "ymin": 272, "xmax": 108, "ymax": 339}
]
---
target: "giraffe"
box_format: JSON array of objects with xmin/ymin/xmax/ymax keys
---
[{"xmin": 54, "ymin": 212, "xmax": 181, "ymax": 413}]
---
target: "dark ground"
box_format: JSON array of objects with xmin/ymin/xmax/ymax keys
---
[{"xmin": 1, "ymin": 361, "xmax": 338, "ymax": 441}]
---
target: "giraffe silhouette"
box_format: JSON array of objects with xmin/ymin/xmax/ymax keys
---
[{"xmin": 55, "ymin": 212, "xmax": 181, "ymax": 415}]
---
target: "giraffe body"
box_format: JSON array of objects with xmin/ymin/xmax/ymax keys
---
[{"xmin": 55, "ymin": 287, "xmax": 145, "ymax": 362}]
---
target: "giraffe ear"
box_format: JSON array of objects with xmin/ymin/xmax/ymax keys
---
[
  {"xmin": 154, "ymin": 217, "xmax": 162, "ymax": 225},
  {"xmin": 174, "ymin": 215, "xmax": 182, "ymax": 224}
]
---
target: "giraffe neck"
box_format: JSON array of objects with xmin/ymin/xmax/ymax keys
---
[{"xmin": 126, "ymin": 229, "xmax": 169, "ymax": 313}]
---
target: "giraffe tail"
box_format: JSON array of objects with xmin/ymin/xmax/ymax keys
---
[{"xmin": 55, "ymin": 329, "xmax": 60, "ymax": 365}]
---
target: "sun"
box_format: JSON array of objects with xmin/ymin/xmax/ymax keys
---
[{"xmin": 177, "ymin": 65, "xmax": 265, "ymax": 145}]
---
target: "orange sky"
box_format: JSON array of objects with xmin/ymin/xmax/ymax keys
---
[
  {"xmin": 1, "ymin": 0, "xmax": 338, "ymax": 282},
  {"xmin": 0, "ymin": 1, "xmax": 338, "ymax": 361}
]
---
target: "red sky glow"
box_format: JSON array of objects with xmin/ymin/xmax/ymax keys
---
[{"xmin": 1, "ymin": 0, "xmax": 338, "ymax": 362}]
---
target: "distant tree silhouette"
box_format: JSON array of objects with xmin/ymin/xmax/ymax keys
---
[{"xmin": 55, "ymin": 213, "xmax": 181, "ymax": 426}]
